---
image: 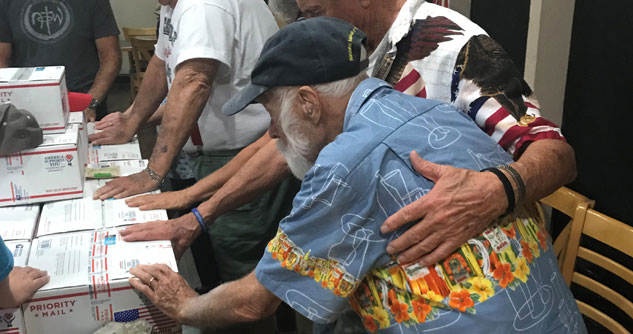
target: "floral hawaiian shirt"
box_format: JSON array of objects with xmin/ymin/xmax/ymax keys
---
[{"xmin": 254, "ymin": 78, "xmax": 585, "ymax": 333}]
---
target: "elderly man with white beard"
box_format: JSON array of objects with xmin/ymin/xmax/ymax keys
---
[{"xmin": 128, "ymin": 17, "xmax": 585, "ymax": 334}]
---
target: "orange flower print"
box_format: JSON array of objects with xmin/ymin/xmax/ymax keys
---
[
  {"xmin": 363, "ymin": 315, "xmax": 378, "ymax": 333},
  {"xmin": 493, "ymin": 262, "xmax": 515, "ymax": 289},
  {"xmin": 412, "ymin": 299, "xmax": 432, "ymax": 322},
  {"xmin": 502, "ymin": 225, "xmax": 516, "ymax": 239},
  {"xmin": 449, "ymin": 289, "xmax": 475, "ymax": 312},
  {"xmin": 390, "ymin": 301, "xmax": 410, "ymax": 323},
  {"xmin": 521, "ymin": 240, "xmax": 534, "ymax": 263},
  {"xmin": 537, "ymin": 230, "xmax": 548, "ymax": 250}
]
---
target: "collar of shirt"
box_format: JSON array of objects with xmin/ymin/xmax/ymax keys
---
[
  {"xmin": 368, "ymin": 0, "xmax": 425, "ymax": 77},
  {"xmin": 343, "ymin": 78, "xmax": 392, "ymax": 130}
]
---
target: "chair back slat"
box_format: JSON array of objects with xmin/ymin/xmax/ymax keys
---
[{"xmin": 576, "ymin": 300, "xmax": 629, "ymax": 334}]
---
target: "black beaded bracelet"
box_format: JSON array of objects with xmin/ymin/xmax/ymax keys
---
[{"xmin": 482, "ymin": 167, "xmax": 515, "ymax": 216}]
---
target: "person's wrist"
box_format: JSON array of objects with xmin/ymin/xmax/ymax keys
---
[{"xmin": 481, "ymin": 169, "xmax": 511, "ymax": 216}]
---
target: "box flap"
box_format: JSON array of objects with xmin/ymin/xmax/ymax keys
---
[
  {"xmin": 0, "ymin": 67, "xmax": 64, "ymax": 83},
  {"xmin": 37, "ymin": 124, "xmax": 79, "ymax": 148},
  {"xmin": 28, "ymin": 232, "xmax": 93, "ymax": 290},
  {"xmin": 103, "ymin": 198, "xmax": 168, "ymax": 228},
  {"xmin": 5, "ymin": 240, "xmax": 31, "ymax": 266},
  {"xmin": 37, "ymin": 198, "xmax": 103, "ymax": 237},
  {"xmin": 0, "ymin": 205, "xmax": 40, "ymax": 241}
]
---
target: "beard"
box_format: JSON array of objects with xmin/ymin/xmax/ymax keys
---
[{"xmin": 277, "ymin": 98, "xmax": 318, "ymax": 180}]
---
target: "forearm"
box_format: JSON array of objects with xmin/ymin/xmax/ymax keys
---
[
  {"xmin": 509, "ymin": 139, "xmax": 577, "ymax": 204},
  {"xmin": 185, "ymin": 132, "xmax": 273, "ymax": 202},
  {"xmin": 178, "ymin": 272, "xmax": 280, "ymax": 328},
  {"xmin": 0, "ymin": 42, "xmax": 10, "ymax": 68},
  {"xmin": 128, "ymin": 56, "xmax": 168, "ymax": 131},
  {"xmin": 197, "ymin": 139, "xmax": 291, "ymax": 222},
  {"xmin": 148, "ymin": 59, "xmax": 217, "ymax": 176},
  {"xmin": 87, "ymin": 56, "xmax": 120, "ymax": 101}
]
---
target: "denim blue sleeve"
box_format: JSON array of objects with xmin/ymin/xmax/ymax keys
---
[
  {"xmin": 254, "ymin": 160, "xmax": 394, "ymax": 324},
  {"xmin": 0, "ymin": 236, "xmax": 14, "ymax": 282}
]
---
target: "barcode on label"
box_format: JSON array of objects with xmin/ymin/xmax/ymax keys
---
[
  {"xmin": 39, "ymin": 239, "xmax": 51, "ymax": 249},
  {"xmin": 123, "ymin": 211, "xmax": 137, "ymax": 222}
]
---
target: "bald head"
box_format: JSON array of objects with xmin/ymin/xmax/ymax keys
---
[{"xmin": 295, "ymin": 0, "xmax": 406, "ymax": 52}]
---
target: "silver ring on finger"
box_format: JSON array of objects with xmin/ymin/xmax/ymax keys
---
[{"xmin": 147, "ymin": 277, "xmax": 155, "ymax": 286}]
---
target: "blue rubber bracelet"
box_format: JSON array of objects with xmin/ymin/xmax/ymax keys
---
[{"xmin": 191, "ymin": 208, "xmax": 207, "ymax": 233}]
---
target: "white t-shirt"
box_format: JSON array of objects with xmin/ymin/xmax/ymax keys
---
[{"xmin": 156, "ymin": 0, "xmax": 277, "ymax": 152}]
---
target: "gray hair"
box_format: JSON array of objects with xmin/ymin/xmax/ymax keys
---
[
  {"xmin": 271, "ymin": 71, "xmax": 369, "ymax": 104},
  {"xmin": 268, "ymin": 0, "xmax": 300, "ymax": 27}
]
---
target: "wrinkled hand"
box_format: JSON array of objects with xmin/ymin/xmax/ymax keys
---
[
  {"xmin": 119, "ymin": 214, "xmax": 201, "ymax": 259},
  {"xmin": 93, "ymin": 171, "xmax": 159, "ymax": 200},
  {"xmin": 94, "ymin": 111, "xmax": 125, "ymax": 131},
  {"xmin": 88, "ymin": 112, "xmax": 136, "ymax": 145},
  {"xmin": 381, "ymin": 151, "xmax": 507, "ymax": 267},
  {"xmin": 0, "ymin": 266, "xmax": 50, "ymax": 308},
  {"xmin": 84, "ymin": 108, "xmax": 96, "ymax": 122},
  {"xmin": 129, "ymin": 264, "xmax": 198, "ymax": 322},
  {"xmin": 126, "ymin": 190, "xmax": 195, "ymax": 211}
]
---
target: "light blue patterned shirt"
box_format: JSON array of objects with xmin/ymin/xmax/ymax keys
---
[{"xmin": 255, "ymin": 78, "xmax": 584, "ymax": 333}]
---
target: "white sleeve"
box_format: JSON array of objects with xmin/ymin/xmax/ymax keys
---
[
  {"xmin": 172, "ymin": 3, "xmax": 236, "ymax": 69},
  {"xmin": 155, "ymin": 7, "xmax": 169, "ymax": 61}
]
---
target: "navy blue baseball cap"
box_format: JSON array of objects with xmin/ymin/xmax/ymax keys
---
[{"xmin": 222, "ymin": 17, "xmax": 368, "ymax": 116}]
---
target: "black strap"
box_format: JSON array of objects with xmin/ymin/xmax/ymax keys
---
[{"xmin": 482, "ymin": 167, "xmax": 515, "ymax": 216}]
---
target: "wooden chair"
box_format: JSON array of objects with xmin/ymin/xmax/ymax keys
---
[
  {"xmin": 539, "ymin": 187, "xmax": 594, "ymax": 269},
  {"xmin": 560, "ymin": 208, "xmax": 633, "ymax": 333},
  {"xmin": 121, "ymin": 27, "xmax": 157, "ymax": 100},
  {"xmin": 129, "ymin": 36, "xmax": 157, "ymax": 99}
]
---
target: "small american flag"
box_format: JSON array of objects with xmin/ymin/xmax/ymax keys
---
[
  {"xmin": 114, "ymin": 305, "xmax": 179, "ymax": 331},
  {"xmin": 0, "ymin": 327, "xmax": 21, "ymax": 334},
  {"xmin": 432, "ymin": 0, "xmax": 450, "ymax": 7}
]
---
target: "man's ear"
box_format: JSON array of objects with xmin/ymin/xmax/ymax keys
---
[{"xmin": 297, "ymin": 86, "xmax": 321, "ymax": 125}]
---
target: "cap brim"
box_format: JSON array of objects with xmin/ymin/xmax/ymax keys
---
[{"xmin": 222, "ymin": 83, "xmax": 270, "ymax": 116}]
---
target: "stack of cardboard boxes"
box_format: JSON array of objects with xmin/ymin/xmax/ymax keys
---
[{"xmin": 0, "ymin": 67, "xmax": 180, "ymax": 334}]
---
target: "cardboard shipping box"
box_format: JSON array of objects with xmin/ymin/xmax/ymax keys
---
[
  {"xmin": 68, "ymin": 111, "xmax": 88, "ymax": 165},
  {"xmin": 23, "ymin": 231, "xmax": 181, "ymax": 334},
  {"xmin": 37, "ymin": 197, "xmax": 168, "ymax": 237},
  {"xmin": 0, "ymin": 205, "xmax": 40, "ymax": 241},
  {"xmin": 0, "ymin": 66, "xmax": 69, "ymax": 134},
  {"xmin": 0, "ymin": 125, "xmax": 84, "ymax": 207},
  {"xmin": 0, "ymin": 240, "xmax": 32, "ymax": 334},
  {"xmin": 88, "ymin": 138, "xmax": 142, "ymax": 164}
]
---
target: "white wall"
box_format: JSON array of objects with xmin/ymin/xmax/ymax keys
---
[
  {"xmin": 524, "ymin": 0, "xmax": 576, "ymax": 126},
  {"xmin": 110, "ymin": 0, "xmax": 159, "ymax": 73}
]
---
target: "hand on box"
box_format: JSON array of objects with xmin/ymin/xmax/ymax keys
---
[
  {"xmin": 129, "ymin": 264, "xmax": 198, "ymax": 322},
  {"xmin": 84, "ymin": 108, "xmax": 97, "ymax": 122},
  {"xmin": 125, "ymin": 190, "xmax": 194, "ymax": 211},
  {"xmin": 94, "ymin": 171, "xmax": 158, "ymax": 200},
  {"xmin": 120, "ymin": 213, "xmax": 201, "ymax": 259},
  {"xmin": 380, "ymin": 151, "xmax": 506, "ymax": 267},
  {"xmin": 88, "ymin": 112, "xmax": 136, "ymax": 145},
  {"xmin": 0, "ymin": 266, "xmax": 50, "ymax": 309}
]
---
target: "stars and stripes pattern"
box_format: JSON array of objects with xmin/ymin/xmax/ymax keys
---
[
  {"xmin": 0, "ymin": 327, "xmax": 21, "ymax": 334},
  {"xmin": 395, "ymin": 68, "xmax": 564, "ymax": 159},
  {"xmin": 431, "ymin": 0, "xmax": 450, "ymax": 8},
  {"xmin": 114, "ymin": 305, "xmax": 180, "ymax": 332}
]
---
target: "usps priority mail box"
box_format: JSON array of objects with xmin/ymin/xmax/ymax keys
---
[
  {"xmin": 37, "ymin": 197, "xmax": 168, "ymax": 237},
  {"xmin": 0, "ymin": 240, "xmax": 32, "ymax": 334},
  {"xmin": 0, "ymin": 205, "xmax": 40, "ymax": 241},
  {"xmin": 68, "ymin": 111, "xmax": 88, "ymax": 166},
  {"xmin": 23, "ymin": 231, "xmax": 181, "ymax": 334},
  {"xmin": 88, "ymin": 138, "xmax": 142, "ymax": 164},
  {"xmin": 0, "ymin": 125, "xmax": 84, "ymax": 207},
  {"xmin": 0, "ymin": 67, "xmax": 69, "ymax": 134}
]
